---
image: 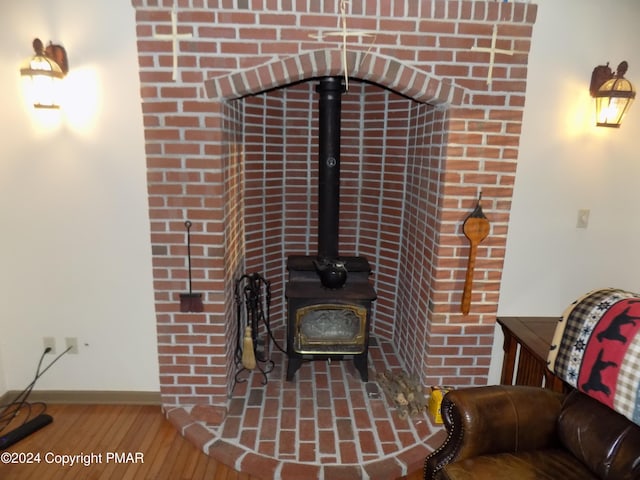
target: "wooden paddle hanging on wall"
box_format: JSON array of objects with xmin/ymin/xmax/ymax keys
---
[{"xmin": 461, "ymin": 194, "xmax": 490, "ymax": 315}]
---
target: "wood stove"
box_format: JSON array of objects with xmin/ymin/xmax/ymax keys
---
[
  {"xmin": 285, "ymin": 77, "xmax": 377, "ymax": 382},
  {"xmin": 286, "ymin": 255, "xmax": 376, "ymax": 381}
]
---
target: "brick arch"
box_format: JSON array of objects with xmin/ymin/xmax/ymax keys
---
[{"xmin": 204, "ymin": 48, "xmax": 466, "ymax": 105}]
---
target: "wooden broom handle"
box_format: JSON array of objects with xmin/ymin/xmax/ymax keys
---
[
  {"xmin": 461, "ymin": 242, "xmax": 479, "ymax": 315},
  {"xmin": 461, "ymin": 211, "xmax": 490, "ymax": 315}
]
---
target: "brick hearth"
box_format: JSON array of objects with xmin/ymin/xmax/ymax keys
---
[{"xmin": 165, "ymin": 330, "xmax": 446, "ymax": 480}]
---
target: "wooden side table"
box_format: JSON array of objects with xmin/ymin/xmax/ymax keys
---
[{"xmin": 497, "ymin": 316, "xmax": 566, "ymax": 393}]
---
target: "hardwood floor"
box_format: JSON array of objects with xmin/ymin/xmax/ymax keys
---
[{"xmin": 0, "ymin": 404, "xmax": 424, "ymax": 479}]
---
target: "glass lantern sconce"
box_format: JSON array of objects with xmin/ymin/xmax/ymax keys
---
[
  {"xmin": 19, "ymin": 38, "xmax": 69, "ymax": 109},
  {"xmin": 589, "ymin": 61, "xmax": 635, "ymax": 128}
]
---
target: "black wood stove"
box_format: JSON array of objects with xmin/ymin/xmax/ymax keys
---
[{"xmin": 285, "ymin": 77, "xmax": 377, "ymax": 382}]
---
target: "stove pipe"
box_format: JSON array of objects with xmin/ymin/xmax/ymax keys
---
[{"xmin": 316, "ymin": 77, "xmax": 344, "ymax": 260}]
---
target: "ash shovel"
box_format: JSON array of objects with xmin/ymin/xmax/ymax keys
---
[{"xmin": 180, "ymin": 220, "xmax": 203, "ymax": 313}]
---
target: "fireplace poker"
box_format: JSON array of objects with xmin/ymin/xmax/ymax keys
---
[{"xmin": 179, "ymin": 220, "xmax": 203, "ymax": 313}]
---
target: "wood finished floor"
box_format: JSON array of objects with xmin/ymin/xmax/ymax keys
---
[{"xmin": 0, "ymin": 404, "xmax": 424, "ymax": 479}]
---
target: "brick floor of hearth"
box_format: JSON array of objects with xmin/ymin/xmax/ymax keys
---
[{"xmin": 165, "ymin": 332, "xmax": 446, "ymax": 480}]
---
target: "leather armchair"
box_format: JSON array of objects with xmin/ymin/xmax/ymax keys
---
[{"xmin": 424, "ymin": 385, "xmax": 640, "ymax": 480}]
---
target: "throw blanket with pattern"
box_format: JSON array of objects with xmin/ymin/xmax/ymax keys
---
[{"xmin": 548, "ymin": 288, "xmax": 640, "ymax": 426}]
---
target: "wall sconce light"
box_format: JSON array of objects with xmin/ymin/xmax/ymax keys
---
[
  {"xmin": 589, "ymin": 61, "xmax": 635, "ymax": 128},
  {"xmin": 19, "ymin": 38, "xmax": 69, "ymax": 109}
]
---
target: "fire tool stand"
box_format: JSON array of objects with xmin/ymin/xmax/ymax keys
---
[{"xmin": 232, "ymin": 273, "xmax": 282, "ymax": 394}]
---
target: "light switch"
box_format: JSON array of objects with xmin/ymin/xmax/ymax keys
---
[{"xmin": 576, "ymin": 209, "xmax": 590, "ymax": 228}]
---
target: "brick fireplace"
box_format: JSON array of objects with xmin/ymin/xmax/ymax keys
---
[{"xmin": 131, "ymin": 0, "xmax": 538, "ymax": 409}]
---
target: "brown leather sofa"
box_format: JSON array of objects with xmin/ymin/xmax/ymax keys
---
[{"xmin": 424, "ymin": 385, "xmax": 640, "ymax": 480}]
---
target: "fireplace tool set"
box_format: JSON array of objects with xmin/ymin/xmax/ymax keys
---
[{"xmin": 232, "ymin": 273, "xmax": 285, "ymax": 393}]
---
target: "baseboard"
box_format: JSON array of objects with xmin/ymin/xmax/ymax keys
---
[{"xmin": 0, "ymin": 390, "xmax": 162, "ymax": 406}]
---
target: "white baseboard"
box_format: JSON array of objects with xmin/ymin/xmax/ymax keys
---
[{"xmin": 0, "ymin": 390, "xmax": 162, "ymax": 406}]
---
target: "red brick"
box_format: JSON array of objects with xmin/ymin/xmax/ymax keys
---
[
  {"xmin": 278, "ymin": 430, "xmax": 296, "ymax": 455},
  {"xmin": 324, "ymin": 463, "xmax": 362, "ymax": 480},
  {"xmin": 280, "ymin": 462, "xmax": 321, "ymax": 480},
  {"xmin": 363, "ymin": 458, "xmax": 405, "ymax": 480},
  {"xmin": 239, "ymin": 453, "xmax": 280, "ymax": 479}
]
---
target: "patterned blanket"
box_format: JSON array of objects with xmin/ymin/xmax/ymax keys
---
[{"xmin": 547, "ymin": 288, "xmax": 640, "ymax": 426}]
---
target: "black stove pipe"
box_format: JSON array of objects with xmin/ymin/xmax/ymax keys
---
[{"xmin": 316, "ymin": 76, "xmax": 344, "ymax": 260}]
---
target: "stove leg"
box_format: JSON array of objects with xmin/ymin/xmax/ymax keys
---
[
  {"xmin": 354, "ymin": 354, "xmax": 368, "ymax": 382},
  {"xmin": 286, "ymin": 355, "xmax": 303, "ymax": 381}
]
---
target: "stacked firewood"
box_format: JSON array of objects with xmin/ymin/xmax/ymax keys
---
[{"xmin": 376, "ymin": 370, "xmax": 428, "ymax": 419}]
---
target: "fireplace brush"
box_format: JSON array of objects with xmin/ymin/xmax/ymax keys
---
[{"xmin": 242, "ymin": 326, "xmax": 256, "ymax": 370}]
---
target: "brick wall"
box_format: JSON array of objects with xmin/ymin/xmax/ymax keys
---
[{"xmin": 132, "ymin": 0, "xmax": 537, "ymax": 406}]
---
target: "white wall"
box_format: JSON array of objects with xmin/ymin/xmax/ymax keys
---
[
  {"xmin": 490, "ymin": 0, "xmax": 640, "ymax": 382},
  {"xmin": 0, "ymin": 352, "xmax": 5, "ymax": 395},
  {"xmin": 0, "ymin": 1, "xmax": 159, "ymax": 393},
  {"xmin": 1, "ymin": 0, "xmax": 639, "ymax": 393}
]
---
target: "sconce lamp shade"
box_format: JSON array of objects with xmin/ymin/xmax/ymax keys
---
[
  {"xmin": 19, "ymin": 38, "xmax": 69, "ymax": 109},
  {"xmin": 590, "ymin": 61, "xmax": 635, "ymax": 128}
]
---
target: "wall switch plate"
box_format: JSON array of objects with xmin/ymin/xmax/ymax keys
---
[
  {"xmin": 577, "ymin": 209, "xmax": 590, "ymax": 228},
  {"xmin": 65, "ymin": 337, "xmax": 79, "ymax": 354},
  {"xmin": 43, "ymin": 337, "xmax": 56, "ymax": 354}
]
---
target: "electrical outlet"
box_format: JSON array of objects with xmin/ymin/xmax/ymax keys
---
[
  {"xmin": 43, "ymin": 337, "xmax": 56, "ymax": 354},
  {"xmin": 65, "ymin": 337, "xmax": 79, "ymax": 354}
]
